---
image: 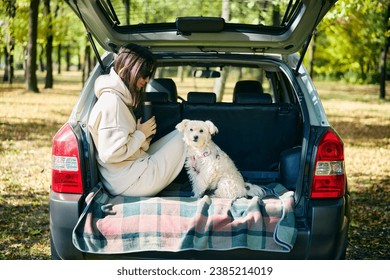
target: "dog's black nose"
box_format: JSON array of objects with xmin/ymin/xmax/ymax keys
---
[{"xmin": 193, "ymin": 135, "xmax": 198, "ymax": 142}]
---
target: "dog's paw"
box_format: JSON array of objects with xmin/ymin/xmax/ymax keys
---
[
  {"xmin": 245, "ymin": 183, "xmax": 267, "ymax": 199},
  {"xmin": 191, "ymin": 190, "xmax": 204, "ymax": 199}
]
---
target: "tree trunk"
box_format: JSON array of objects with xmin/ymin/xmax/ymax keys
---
[
  {"xmin": 44, "ymin": 0, "xmax": 54, "ymax": 88},
  {"xmin": 380, "ymin": 5, "xmax": 390, "ymax": 100},
  {"xmin": 177, "ymin": 66, "xmax": 184, "ymax": 82},
  {"xmin": 144, "ymin": 1, "xmax": 149, "ymax": 23},
  {"xmin": 9, "ymin": 39, "xmax": 14, "ymax": 84},
  {"xmin": 380, "ymin": 49, "xmax": 386, "ymax": 99},
  {"xmin": 57, "ymin": 44, "xmax": 62, "ymax": 74},
  {"xmin": 124, "ymin": 0, "xmax": 130, "ymax": 25},
  {"xmin": 78, "ymin": 51, "xmax": 82, "ymax": 71},
  {"xmin": 222, "ymin": 0, "xmax": 230, "ymax": 26},
  {"xmin": 66, "ymin": 46, "xmax": 71, "ymax": 71},
  {"xmin": 272, "ymin": 4, "xmax": 280, "ymax": 26},
  {"xmin": 82, "ymin": 45, "xmax": 91, "ymax": 85},
  {"xmin": 4, "ymin": 0, "xmax": 16, "ymax": 84},
  {"xmin": 213, "ymin": 69, "xmax": 229, "ymax": 102},
  {"xmin": 359, "ymin": 58, "xmax": 367, "ymax": 81},
  {"xmin": 39, "ymin": 46, "xmax": 45, "ymax": 72},
  {"xmin": 26, "ymin": 0, "xmax": 40, "ymax": 93},
  {"xmin": 3, "ymin": 47, "xmax": 9, "ymax": 82},
  {"xmin": 214, "ymin": 0, "xmax": 230, "ymax": 102},
  {"xmin": 309, "ymin": 31, "xmax": 317, "ymax": 79}
]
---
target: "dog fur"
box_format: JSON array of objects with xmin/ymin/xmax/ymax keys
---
[{"xmin": 176, "ymin": 119, "xmax": 266, "ymax": 199}]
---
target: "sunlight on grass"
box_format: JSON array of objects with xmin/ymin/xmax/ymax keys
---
[{"xmin": 0, "ymin": 71, "xmax": 81, "ymax": 259}]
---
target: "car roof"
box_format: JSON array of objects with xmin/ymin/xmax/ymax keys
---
[{"xmin": 66, "ymin": 0, "xmax": 337, "ymax": 55}]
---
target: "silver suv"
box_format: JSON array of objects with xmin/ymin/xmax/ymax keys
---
[{"xmin": 50, "ymin": 0, "xmax": 350, "ymax": 259}]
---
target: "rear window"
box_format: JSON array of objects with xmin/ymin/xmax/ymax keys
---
[
  {"xmin": 151, "ymin": 64, "xmax": 297, "ymax": 103},
  {"xmin": 99, "ymin": 0, "xmax": 300, "ymax": 28}
]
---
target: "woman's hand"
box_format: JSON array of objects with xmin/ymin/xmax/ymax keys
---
[{"xmin": 137, "ymin": 116, "xmax": 156, "ymax": 139}]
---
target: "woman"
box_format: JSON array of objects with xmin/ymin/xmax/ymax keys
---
[{"xmin": 88, "ymin": 43, "xmax": 186, "ymax": 196}]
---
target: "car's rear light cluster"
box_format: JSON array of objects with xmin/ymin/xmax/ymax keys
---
[
  {"xmin": 51, "ymin": 124, "xmax": 83, "ymax": 194},
  {"xmin": 311, "ymin": 130, "xmax": 345, "ymax": 199}
]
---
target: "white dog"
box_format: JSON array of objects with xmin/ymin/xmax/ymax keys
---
[{"xmin": 176, "ymin": 119, "xmax": 266, "ymax": 199}]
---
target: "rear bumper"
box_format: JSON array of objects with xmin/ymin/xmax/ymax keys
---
[
  {"xmin": 307, "ymin": 194, "xmax": 351, "ymax": 259},
  {"xmin": 50, "ymin": 191, "xmax": 350, "ymax": 260},
  {"xmin": 49, "ymin": 191, "xmax": 84, "ymax": 260}
]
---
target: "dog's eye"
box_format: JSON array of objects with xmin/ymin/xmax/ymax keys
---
[
  {"xmin": 199, "ymin": 129, "xmax": 203, "ymax": 133},
  {"xmin": 190, "ymin": 128, "xmax": 193, "ymax": 131}
]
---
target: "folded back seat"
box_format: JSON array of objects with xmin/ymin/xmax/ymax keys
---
[
  {"xmin": 145, "ymin": 78, "xmax": 182, "ymax": 142},
  {"xmin": 182, "ymin": 90, "xmax": 302, "ymax": 183},
  {"xmin": 146, "ymin": 78, "xmax": 179, "ymax": 102}
]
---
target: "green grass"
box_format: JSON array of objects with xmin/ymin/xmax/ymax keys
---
[{"xmin": 0, "ymin": 73, "xmax": 389, "ymax": 259}]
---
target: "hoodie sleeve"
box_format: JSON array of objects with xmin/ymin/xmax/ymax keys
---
[
  {"xmin": 98, "ymin": 126, "xmax": 146, "ymax": 164},
  {"xmin": 91, "ymin": 94, "xmax": 147, "ymax": 164}
]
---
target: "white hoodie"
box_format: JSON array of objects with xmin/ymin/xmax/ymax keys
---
[{"xmin": 88, "ymin": 68, "xmax": 150, "ymax": 195}]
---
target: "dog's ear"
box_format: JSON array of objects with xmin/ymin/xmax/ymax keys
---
[
  {"xmin": 205, "ymin": 120, "xmax": 218, "ymax": 135},
  {"xmin": 176, "ymin": 119, "xmax": 190, "ymax": 132}
]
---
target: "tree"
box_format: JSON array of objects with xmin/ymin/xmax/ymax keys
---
[
  {"xmin": 213, "ymin": 0, "xmax": 230, "ymax": 102},
  {"xmin": 54, "ymin": 0, "xmax": 85, "ymax": 75},
  {"xmin": 0, "ymin": 0, "xmax": 87, "ymax": 88},
  {"xmin": 123, "ymin": 0, "xmax": 130, "ymax": 25},
  {"xmin": 315, "ymin": 0, "xmax": 389, "ymax": 88},
  {"xmin": 43, "ymin": 0, "xmax": 53, "ymax": 88},
  {"xmin": 26, "ymin": 0, "xmax": 40, "ymax": 93},
  {"xmin": 380, "ymin": 4, "xmax": 390, "ymax": 100},
  {"xmin": 1, "ymin": 0, "xmax": 16, "ymax": 84},
  {"xmin": 82, "ymin": 44, "xmax": 92, "ymax": 85}
]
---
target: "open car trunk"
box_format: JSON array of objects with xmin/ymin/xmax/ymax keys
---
[{"xmin": 69, "ymin": 53, "xmax": 310, "ymax": 257}]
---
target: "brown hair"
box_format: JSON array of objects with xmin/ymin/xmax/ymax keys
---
[{"xmin": 114, "ymin": 43, "xmax": 155, "ymax": 108}]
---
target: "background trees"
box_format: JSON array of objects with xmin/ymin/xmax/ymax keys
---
[
  {"xmin": 0, "ymin": 0, "xmax": 85, "ymax": 91},
  {"xmin": 26, "ymin": 0, "xmax": 40, "ymax": 93},
  {"xmin": 0, "ymin": 0, "xmax": 389, "ymax": 97},
  {"xmin": 312, "ymin": 0, "xmax": 389, "ymax": 98}
]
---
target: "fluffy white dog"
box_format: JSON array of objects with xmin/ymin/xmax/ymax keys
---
[{"xmin": 176, "ymin": 119, "xmax": 266, "ymax": 199}]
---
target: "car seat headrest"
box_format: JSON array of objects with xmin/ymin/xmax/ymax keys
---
[
  {"xmin": 146, "ymin": 78, "xmax": 178, "ymax": 102},
  {"xmin": 233, "ymin": 80, "xmax": 264, "ymax": 102}
]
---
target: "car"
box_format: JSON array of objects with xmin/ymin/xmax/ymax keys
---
[{"xmin": 50, "ymin": 0, "xmax": 350, "ymax": 259}]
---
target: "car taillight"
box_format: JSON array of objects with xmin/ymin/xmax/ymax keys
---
[
  {"xmin": 311, "ymin": 130, "xmax": 345, "ymax": 199},
  {"xmin": 51, "ymin": 124, "xmax": 83, "ymax": 194}
]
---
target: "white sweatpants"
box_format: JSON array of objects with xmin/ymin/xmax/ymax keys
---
[{"xmin": 120, "ymin": 130, "xmax": 186, "ymax": 196}]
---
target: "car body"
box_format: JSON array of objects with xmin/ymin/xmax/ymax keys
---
[{"xmin": 50, "ymin": 0, "xmax": 350, "ymax": 259}]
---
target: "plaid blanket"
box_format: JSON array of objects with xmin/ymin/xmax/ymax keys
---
[{"xmin": 72, "ymin": 183, "xmax": 297, "ymax": 254}]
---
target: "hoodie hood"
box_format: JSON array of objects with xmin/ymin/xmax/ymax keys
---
[{"xmin": 94, "ymin": 67, "xmax": 133, "ymax": 107}]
